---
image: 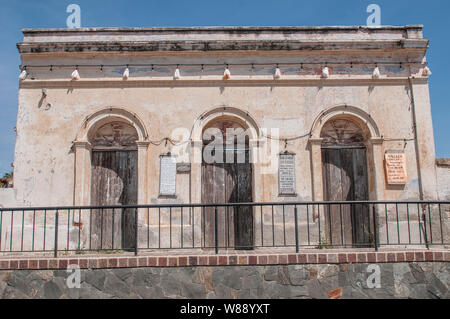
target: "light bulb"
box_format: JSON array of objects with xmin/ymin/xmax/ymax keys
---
[
  {"xmin": 71, "ymin": 69, "xmax": 80, "ymax": 80},
  {"xmin": 274, "ymin": 67, "xmax": 282, "ymax": 79},
  {"xmin": 422, "ymin": 66, "xmax": 432, "ymax": 77},
  {"xmin": 372, "ymin": 66, "xmax": 381, "ymax": 79},
  {"xmin": 19, "ymin": 69, "xmax": 27, "ymax": 80},
  {"xmin": 223, "ymin": 67, "xmax": 231, "ymax": 80},
  {"xmin": 123, "ymin": 67, "xmax": 130, "ymax": 80},
  {"xmin": 322, "ymin": 67, "xmax": 329, "ymax": 78},
  {"xmin": 174, "ymin": 67, "xmax": 181, "ymax": 80}
]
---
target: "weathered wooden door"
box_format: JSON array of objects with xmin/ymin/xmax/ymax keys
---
[
  {"xmin": 321, "ymin": 119, "xmax": 372, "ymax": 247},
  {"xmin": 90, "ymin": 121, "xmax": 139, "ymax": 251},
  {"xmin": 322, "ymin": 148, "xmax": 371, "ymax": 246},
  {"xmin": 91, "ymin": 151, "xmax": 138, "ymax": 250},
  {"xmin": 202, "ymin": 121, "xmax": 253, "ymax": 250}
]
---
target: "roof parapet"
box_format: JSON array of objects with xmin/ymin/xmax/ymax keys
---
[{"xmin": 18, "ymin": 25, "xmax": 427, "ymax": 54}]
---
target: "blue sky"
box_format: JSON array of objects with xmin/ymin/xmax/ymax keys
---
[{"xmin": 0, "ymin": 0, "xmax": 449, "ymax": 175}]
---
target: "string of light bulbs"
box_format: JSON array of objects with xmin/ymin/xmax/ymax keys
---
[
  {"xmin": 32, "ymin": 60, "xmax": 425, "ymax": 147},
  {"xmin": 19, "ymin": 61, "xmax": 421, "ymax": 68},
  {"xmin": 18, "ymin": 61, "xmax": 432, "ymax": 81}
]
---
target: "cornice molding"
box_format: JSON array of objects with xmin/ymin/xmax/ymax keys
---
[{"xmin": 17, "ymin": 39, "xmax": 429, "ymax": 54}]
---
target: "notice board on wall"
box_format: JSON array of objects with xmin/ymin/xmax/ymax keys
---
[
  {"xmin": 279, "ymin": 153, "xmax": 296, "ymax": 195},
  {"xmin": 159, "ymin": 155, "xmax": 177, "ymax": 196},
  {"xmin": 384, "ymin": 150, "xmax": 408, "ymax": 185}
]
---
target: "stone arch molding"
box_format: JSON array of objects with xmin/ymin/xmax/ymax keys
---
[
  {"xmin": 75, "ymin": 107, "xmax": 149, "ymax": 144},
  {"xmin": 310, "ymin": 104, "xmax": 381, "ymax": 140},
  {"xmin": 190, "ymin": 106, "xmax": 264, "ymax": 204},
  {"xmin": 73, "ymin": 107, "xmax": 149, "ymax": 206},
  {"xmin": 192, "ymin": 106, "xmax": 261, "ymax": 142},
  {"xmin": 308, "ymin": 104, "xmax": 385, "ymax": 203}
]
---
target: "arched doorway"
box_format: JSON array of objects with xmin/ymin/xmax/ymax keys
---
[
  {"xmin": 321, "ymin": 118, "xmax": 372, "ymax": 247},
  {"xmin": 90, "ymin": 121, "xmax": 138, "ymax": 250},
  {"xmin": 201, "ymin": 119, "xmax": 253, "ymax": 250}
]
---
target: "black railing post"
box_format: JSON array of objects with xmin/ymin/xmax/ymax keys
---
[
  {"xmin": 215, "ymin": 206, "xmax": 218, "ymax": 254},
  {"xmin": 134, "ymin": 208, "xmax": 138, "ymax": 256},
  {"xmin": 54, "ymin": 210, "xmax": 59, "ymax": 258},
  {"xmin": 422, "ymin": 206, "xmax": 429, "ymax": 249},
  {"xmin": 372, "ymin": 204, "xmax": 378, "ymax": 251},
  {"xmin": 294, "ymin": 206, "xmax": 299, "ymax": 253}
]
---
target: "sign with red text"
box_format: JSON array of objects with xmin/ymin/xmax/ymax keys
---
[{"xmin": 384, "ymin": 151, "xmax": 407, "ymax": 185}]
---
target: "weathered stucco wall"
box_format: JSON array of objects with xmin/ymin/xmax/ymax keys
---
[
  {"xmin": 0, "ymin": 262, "xmax": 448, "ymax": 299},
  {"xmin": 437, "ymin": 161, "xmax": 450, "ymax": 200},
  {"xmin": 0, "ymin": 189, "xmax": 16, "ymax": 208},
  {"xmin": 14, "ymin": 82, "xmax": 426, "ymax": 206}
]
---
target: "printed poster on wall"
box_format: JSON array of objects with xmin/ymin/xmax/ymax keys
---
[
  {"xmin": 279, "ymin": 153, "xmax": 296, "ymax": 195},
  {"xmin": 384, "ymin": 150, "xmax": 408, "ymax": 185},
  {"xmin": 159, "ymin": 155, "xmax": 177, "ymax": 196}
]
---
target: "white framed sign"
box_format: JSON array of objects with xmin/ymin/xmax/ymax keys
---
[
  {"xmin": 279, "ymin": 152, "xmax": 296, "ymax": 195},
  {"xmin": 159, "ymin": 155, "xmax": 177, "ymax": 196}
]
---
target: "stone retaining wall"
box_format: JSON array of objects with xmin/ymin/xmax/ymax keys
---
[
  {"xmin": 0, "ymin": 262, "xmax": 448, "ymax": 299},
  {"xmin": 0, "ymin": 249, "xmax": 448, "ymax": 299}
]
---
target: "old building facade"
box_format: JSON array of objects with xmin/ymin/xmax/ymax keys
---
[
  {"xmin": 1, "ymin": 25, "xmax": 448, "ymax": 252},
  {"xmin": 13, "ymin": 26, "xmax": 441, "ymax": 205}
]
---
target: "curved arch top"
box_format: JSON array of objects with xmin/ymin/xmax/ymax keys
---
[
  {"xmin": 75, "ymin": 107, "xmax": 149, "ymax": 143},
  {"xmin": 192, "ymin": 106, "xmax": 261, "ymax": 141},
  {"xmin": 310, "ymin": 104, "xmax": 381, "ymax": 140}
]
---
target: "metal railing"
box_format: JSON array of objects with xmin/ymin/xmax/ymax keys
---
[{"xmin": 0, "ymin": 201, "xmax": 448, "ymax": 256}]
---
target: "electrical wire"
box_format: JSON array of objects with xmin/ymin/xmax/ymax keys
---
[{"xmin": 20, "ymin": 61, "xmax": 425, "ymax": 71}]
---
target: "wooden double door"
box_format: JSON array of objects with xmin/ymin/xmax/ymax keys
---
[
  {"xmin": 322, "ymin": 147, "xmax": 372, "ymax": 247},
  {"xmin": 202, "ymin": 148, "xmax": 253, "ymax": 250},
  {"xmin": 91, "ymin": 150, "xmax": 138, "ymax": 250}
]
